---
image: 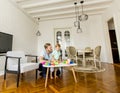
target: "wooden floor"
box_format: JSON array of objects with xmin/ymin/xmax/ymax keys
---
[{"xmin": 0, "ymin": 63, "xmax": 120, "ymax": 93}]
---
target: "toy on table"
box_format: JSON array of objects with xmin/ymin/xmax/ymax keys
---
[
  {"xmin": 45, "ymin": 61, "xmax": 50, "ymax": 66},
  {"xmin": 70, "ymin": 61, "xmax": 74, "ymax": 64},
  {"xmin": 62, "ymin": 59, "xmax": 74, "ymax": 64},
  {"xmin": 54, "ymin": 61, "xmax": 59, "ymax": 65},
  {"xmin": 51, "ymin": 60, "xmax": 60, "ymax": 65},
  {"xmin": 41, "ymin": 61, "xmax": 46, "ymax": 65}
]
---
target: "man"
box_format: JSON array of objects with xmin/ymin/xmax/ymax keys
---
[{"xmin": 39, "ymin": 43, "xmax": 53, "ymax": 77}]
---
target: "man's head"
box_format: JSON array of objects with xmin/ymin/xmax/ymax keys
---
[{"xmin": 44, "ymin": 43, "xmax": 53, "ymax": 53}]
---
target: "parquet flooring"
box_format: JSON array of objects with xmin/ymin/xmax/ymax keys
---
[{"xmin": 0, "ymin": 63, "xmax": 120, "ymax": 93}]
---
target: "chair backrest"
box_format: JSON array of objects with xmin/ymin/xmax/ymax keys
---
[
  {"xmin": 85, "ymin": 47, "xmax": 92, "ymax": 51},
  {"xmin": 69, "ymin": 46, "xmax": 77, "ymax": 56},
  {"xmin": 7, "ymin": 51, "xmax": 27, "ymax": 67},
  {"xmin": 66, "ymin": 46, "xmax": 77, "ymax": 58},
  {"xmin": 94, "ymin": 46, "xmax": 101, "ymax": 59}
]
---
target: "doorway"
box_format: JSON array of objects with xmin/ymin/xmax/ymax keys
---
[
  {"xmin": 54, "ymin": 27, "xmax": 71, "ymax": 59},
  {"xmin": 108, "ymin": 18, "xmax": 120, "ymax": 63}
]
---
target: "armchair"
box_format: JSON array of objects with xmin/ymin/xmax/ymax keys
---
[{"xmin": 4, "ymin": 51, "xmax": 39, "ymax": 87}]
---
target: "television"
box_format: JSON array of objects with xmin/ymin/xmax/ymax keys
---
[{"xmin": 0, "ymin": 32, "xmax": 13, "ymax": 53}]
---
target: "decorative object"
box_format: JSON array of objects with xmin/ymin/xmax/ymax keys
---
[
  {"xmin": 79, "ymin": 0, "xmax": 88, "ymax": 21},
  {"xmin": 36, "ymin": 30, "xmax": 41, "ymax": 36},
  {"xmin": 77, "ymin": 21, "xmax": 82, "ymax": 33},
  {"xmin": 36, "ymin": 18, "xmax": 41, "ymax": 36},
  {"xmin": 74, "ymin": 1, "xmax": 82, "ymax": 33},
  {"xmin": 74, "ymin": 0, "xmax": 88, "ymax": 33}
]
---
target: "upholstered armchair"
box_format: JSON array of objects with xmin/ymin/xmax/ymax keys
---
[{"xmin": 4, "ymin": 51, "xmax": 39, "ymax": 87}]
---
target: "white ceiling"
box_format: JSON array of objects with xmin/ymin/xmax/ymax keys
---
[{"xmin": 11, "ymin": 0, "xmax": 113, "ymax": 21}]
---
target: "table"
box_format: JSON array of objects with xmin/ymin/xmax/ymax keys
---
[
  {"xmin": 43, "ymin": 63, "xmax": 77, "ymax": 88},
  {"xmin": 77, "ymin": 49, "xmax": 93, "ymax": 67}
]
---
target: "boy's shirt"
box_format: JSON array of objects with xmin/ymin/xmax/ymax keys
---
[{"xmin": 52, "ymin": 50, "xmax": 61, "ymax": 60}]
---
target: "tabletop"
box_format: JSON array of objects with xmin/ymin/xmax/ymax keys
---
[{"xmin": 43, "ymin": 63, "xmax": 77, "ymax": 67}]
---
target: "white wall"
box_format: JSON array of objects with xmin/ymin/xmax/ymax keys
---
[
  {"xmin": 38, "ymin": 15, "xmax": 106, "ymax": 62},
  {"xmin": 0, "ymin": 0, "xmax": 38, "ymax": 71},
  {"xmin": 0, "ymin": 0, "xmax": 38, "ymax": 54},
  {"xmin": 102, "ymin": 0, "xmax": 120, "ymax": 63}
]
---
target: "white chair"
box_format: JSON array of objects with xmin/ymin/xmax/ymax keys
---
[
  {"xmin": 85, "ymin": 46, "xmax": 101, "ymax": 69},
  {"xmin": 66, "ymin": 46, "xmax": 83, "ymax": 65},
  {"xmin": 4, "ymin": 51, "xmax": 39, "ymax": 87}
]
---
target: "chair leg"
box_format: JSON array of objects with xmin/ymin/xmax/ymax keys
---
[
  {"xmin": 17, "ymin": 72, "xmax": 20, "ymax": 87},
  {"xmin": 4, "ymin": 70, "xmax": 6, "ymax": 80},
  {"xmin": 4, "ymin": 57, "xmax": 8, "ymax": 80},
  {"xmin": 36, "ymin": 69, "xmax": 38, "ymax": 80},
  {"xmin": 61, "ymin": 67, "xmax": 63, "ymax": 76},
  {"xmin": 98, "ymin": 60, "xmax": 101, "ymax": 69}
]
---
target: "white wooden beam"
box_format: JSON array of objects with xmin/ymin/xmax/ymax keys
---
[
  {"xmin": 21, "ymin": 0, "xmax": 112, "ymax": 9},
  {"xmin": 32, "ymin": 6, "xmax": 108, "ymax": 18}
]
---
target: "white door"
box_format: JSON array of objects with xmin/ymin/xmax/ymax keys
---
[{"xmin": 54, "ymin": 28, "xmax": 71, "ymax": 59}]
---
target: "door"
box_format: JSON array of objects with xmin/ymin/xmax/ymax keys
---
[
  {"xmin": 54, "ymin": 28, "xmax": 71, "ymax": 59},
  {"xmin": 108, "ymin": 18, "xmax": 120, "ymax": 63},
  {"xmin": 109, "ymin": 30, "xmax": 119, "ymax": 63}
]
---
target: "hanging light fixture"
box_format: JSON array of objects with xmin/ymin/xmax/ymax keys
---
[
  {"xmin": 79, "ymin": 0, "xmax": 88, "ymax": 21},
  {"xmin": 74, "ymin": 2, "xmax": 82, "ymax": 33},
  {"xmin": 77, "ymin": 21, "xmax": 82, "ymax": 33},
  {"xmin": 74, "ymin": 2, "xmax": 79, "ymax": 27},
  {"xmin": 36, "ymin": 18, "xmax": 41, "ymax": 36}
]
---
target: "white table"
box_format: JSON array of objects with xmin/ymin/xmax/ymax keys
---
[
  {"xmin": 43, "ymin": 63, "xmax": 77, "ymax": 88},
  {"xmin": 77, "ymin": 49, "xmax": 93, "ymax": 67}
]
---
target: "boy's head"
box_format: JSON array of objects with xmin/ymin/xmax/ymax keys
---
[{"xmin": 55, "ymin": 43, "xmax": 61, "ymax": 51}]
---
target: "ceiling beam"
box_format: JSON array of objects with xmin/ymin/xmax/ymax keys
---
[
  {"xmin": 28, "ymin": 5, "xmax": 109, "ymax": 15},
  {"xmin": 32, "ymin": 6, "xmax": 108, "ymax": 18},
  {"xmin": 21, "ymin": 0, "xmax": 71, "ymax": 9},
  {"xmin": 21, "ymin": 0, "xmax": 112, "ymax": 9},
  {"xmin": 36, "ymin": 12, "xmax": 104, "ymax": 21}
]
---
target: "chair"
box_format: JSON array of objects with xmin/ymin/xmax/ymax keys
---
[
  {"xmin": 85, "ymin": 46, "xmax": 101, "ymax": 69},
  {"xmin": 85, "ymin": 47, "xmax": 93, "ymax": 56},
  {"xmin": 85, "ymin": 47, "xmax": 91, "ymax": 51},
  {"xmin": 4, "ymin": 51, "xmax": 39, "ymax": 87},
  {"xmin": 66, "ymin": 46, "xmax": 82, "ymax": 65},
  {"xmin": 94, "ymin": 46, "xmax": 101, "ymax": 68}
]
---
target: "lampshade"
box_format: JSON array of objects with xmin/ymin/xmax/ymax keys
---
[
  {"xmin": 74, "ymin": 21, "xmax": 79, "ymax": 27},
  {"xmin": 74, "ymin": 0, "xmax": 88, "ymax": 33},
  {"xmin": 79, "ymin": 14, "xmax": 88, "ymax": 21},
  {"xmin": 36, "ymin": 18, "xmax": 41, "ymax": 36},
  {"xmin": 79, "ymin": 0, "xmax": 88, "ymax": 21},
  {"xmin": 36, "ymin": 30, "xmax": 41, "ymax": 36},
  {"xmin": 77, "ymin": 21, "xmax": 82, "ymax": 33}
]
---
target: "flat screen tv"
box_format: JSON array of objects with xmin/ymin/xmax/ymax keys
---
[{"xmin": 0, "ymin": 32, "xmax": 13, "ymax": 53}]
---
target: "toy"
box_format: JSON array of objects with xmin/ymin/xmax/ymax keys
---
[
  {"xmin": 67, "ymin": 59, "xmax": 71, "ymax": 63},
  {"xmin": 70, "ymin": 61, "xmax": 74, "ymax": 64},
  {"xmin": 45, "ymin": 62, "xmax": 50, "ymax": 66},
  {"xmin": 41, "ymin": 61, "xmax": 46, "ymax": 65},
  {"xmin": 54, "ymin": 61, "xmax": 59, "ymax": 65}
]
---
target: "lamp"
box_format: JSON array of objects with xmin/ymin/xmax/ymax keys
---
[
  {"xmin": 77, "ymin": 21, "xmax": 82, "ymax": 33},
  {"xmin": 36, "ymin": 30, "xmax": 41, "ymax": 36},
  {"xmin": 74, "ymin": 1, "xmax": 82, "ymax": 33},
  {"xmin": 36, "ymin": 18, "xmax": 41, "ymax": 36},
  {"xmin": 79, "ymin": 0, "xmax": 88, "ymax": 21}
]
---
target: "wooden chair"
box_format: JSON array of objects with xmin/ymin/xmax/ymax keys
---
[
  {"xmin": 85, "ymin": 46, "xmax": 101, "ymax": 68},
  {"xmin": 66, "ymin": 46, "xmax": 83, "ymax": 65}
]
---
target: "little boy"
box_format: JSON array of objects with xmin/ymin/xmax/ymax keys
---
[{"xmin": 50, "ymin": 43, "xmax": 61, "ymax": 79}]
